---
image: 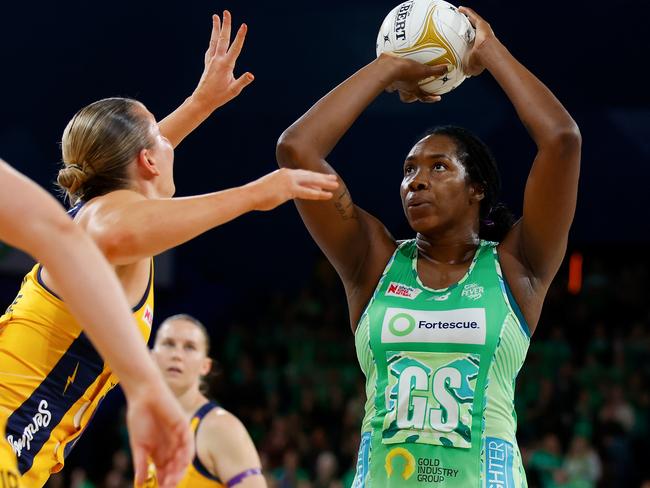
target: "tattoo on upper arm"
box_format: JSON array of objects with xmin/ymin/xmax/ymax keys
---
[{"xmin": 334, "ymin": 187, "xmax": 358, "ymax": 221}]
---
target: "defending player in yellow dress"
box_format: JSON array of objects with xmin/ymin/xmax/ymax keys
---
[
  {"xmin": 0, "ymin": 160, "xmax": 191, "ymax": 488},
  {"xmin": 0, "ymin": 252, "xmax": 153, "ymax": 485},
  {"xmin": 140, "ymin": 315, "xmax": 266, "ymax": 488},
  {"xmin": 1, "ymin": 10, "xmax": 336, "ymax": 487}
]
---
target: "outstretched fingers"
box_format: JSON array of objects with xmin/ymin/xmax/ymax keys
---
[
  {"xmin": 293, "ymin": 172, "xmax": 339, "ymax": 200},
  {"xmin": 298, "ymin": 171, "xmax": 339, "ymax": 189},
  {"xmin": 155, "ymin": 446, "xmax": 184, "ymax": 487},
  {"xmin": 297, "ymin": 187, "xmax": 337, "ymax": 200},
  {"xmin": 227, "ymin": 23, "xmax": 248, "ymax": 61},
  {"xmin": 153, "ymin": 420, "xmax": 192, "ymax": 488},
  {"xmin": 206, "ymin": 14, "xmax": 221, "ymax": 60},
  {"xmin": 170, "ymin": 422, "xmax": 193, "ymax": 484},
  {"xmin": 231, "ymin": 72, "xmax": 255, "ymax": 96},
  {"xmin": 132, "ymin": 445, "xmax": 148, "ymax": 487},
  {"xmin": 216, "ymin": 10, "xmax": 232, "ymax": 56}
]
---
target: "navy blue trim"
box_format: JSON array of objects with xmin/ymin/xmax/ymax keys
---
[
  {"xmin": 63, "ymin": 435, "xmax": 80, "ymax": 460},
  {"xmin": 131, "ymin": 260, "xmax": 153, "ymax": 312},
  {"xmin": 37, "ymin": 265, "xmax": 62, "ymax": 300},
  {"xmin": 5, "ymin": 333, "xmax": 105, "ymax": 473},
  {"xmin": 194, "ymin": 402, "xmax": 218, "ymax": 422},
  {"xmin": 192, "ymin": 402, "xmax": 222, "ymax": 482},
  {"xmin": 192, "ymin": 456, "xmax": 222, "ymax": 483},
  {"xmin": 63, "ymin": 401, "xmax": 101, "ymax": 459},
  {"xmin": 37, "ymin": 259, "xmax": 152, "ymax": 314},
  {"xmin": 503, "ymin": 279, "xmax": 531, "ymax": 338},
  {"xmin": 35, "ymin": 199, "xmax": 86, "ymax": 298},
  {"xmin": 67, "ymin": 201, "xmax": 87, "ymax": 219}
]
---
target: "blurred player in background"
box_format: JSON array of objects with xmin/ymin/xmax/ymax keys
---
[
  {"xmin": 0, "ymin": 11, "xmax": 337, "ymax": 487},
  {"xmin": 277, "ymin": 7, "xmax": 580, "ymax": 487},
  {"xmin": 141, "ymin": 314, "xmax": 266, "ymax": 488},
  {"xmin": 0, "ymin": 160, "xmax": 192, "ymax": 488}
]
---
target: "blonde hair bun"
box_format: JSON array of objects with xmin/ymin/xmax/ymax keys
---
[{"xmin": 57, "ymin": 163, "xmax": 88, "ymax": 197}]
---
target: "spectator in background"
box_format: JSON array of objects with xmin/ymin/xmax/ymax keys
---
[
  {"xmin": 263, "ymin": 417, "xmax": 295, "ymax": 470},
  {"xmin": 69, "ymin": 468, "xmax": 95, "ymax": 488},
  {"xmin": 527, "ymin": 433, "xmax": 565, "ymax": 488},
  {"xmin": 312, "ymin": 452, "xmax": 341, "ymax": 488},
  {"xmin": 562, "ymin": 436, "xmax": 601, "ymax": 488},
  {"xmin": 272, "ymin": 449, "xmax": 310, "ymax": 488},
  {"xmin": 599, "ymin": 384, "xmax": 635, "ymax": 433},
  {"xmin": 104, "ymin": 450, "xmax": 131, "ymax": 488}
]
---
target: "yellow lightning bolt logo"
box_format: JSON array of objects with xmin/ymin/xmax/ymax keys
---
[
  {"xmin": 385, "ymin": 447, "xmax": 416, "ymax": 480},
  {"xmin": 63, "ymin": 362, "xmax": 80, "ymax": 395}
]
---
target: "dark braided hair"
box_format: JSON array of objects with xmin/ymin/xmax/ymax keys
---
[{"xmin": 421, "ymin": 126, "xmax": 515, "ymax": 242}]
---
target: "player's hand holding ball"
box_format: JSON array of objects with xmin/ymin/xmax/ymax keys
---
[
  {"xmin": 379, "ymin": 54, "xmax": 448, "ymax": 103},
  {"xmin": 457, "ymin": 6, "xmax": 498, "ymax": 77},
  {"xmin": 376, "ymin": 0, "xmax": 479, "ymax": 100}
]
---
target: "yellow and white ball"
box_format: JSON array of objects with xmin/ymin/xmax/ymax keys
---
[{"xmin": 376, "ymin": 0, "xmax": 475, "ymax": 95}]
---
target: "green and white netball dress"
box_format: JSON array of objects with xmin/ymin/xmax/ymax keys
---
[{"xmin": 352, "ymin": 239, "xmax": 531, "ymax": 487}]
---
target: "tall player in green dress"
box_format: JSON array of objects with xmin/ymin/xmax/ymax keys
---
[{"xmin": 276, "ymin": 7, "xmax": 580, "ymax": 488}]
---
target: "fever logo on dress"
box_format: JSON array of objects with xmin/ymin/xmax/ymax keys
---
[{"xmin": 461, "ymin": 283, "xmax": 484, "ymax": 301}]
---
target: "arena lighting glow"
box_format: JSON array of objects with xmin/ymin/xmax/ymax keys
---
[{"xmin": 568, "ymin": 251, "xmax": 583, "ymax": 295}]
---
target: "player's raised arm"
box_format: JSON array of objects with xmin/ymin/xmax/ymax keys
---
[
  {"xmin": 56, "ymin": 98, "xmax": 337, "ymax": 266},
  {"xmin": 459, "ymin": 7, "xmax": 581, "ymax": 289},
  {"xmin": 80, "ymin": 169, "xmax": 338, "ymax": 266},
  {"xmin": 0, "ymin": 160, "xmax": 192, "ymax": 488},
  {"xmin": 276, "ymin": 55, "xmax": 446, "ymax": 322},
  {"xmin": 159, "ymin": 10, "xmax": 254, "ymax": 148}
]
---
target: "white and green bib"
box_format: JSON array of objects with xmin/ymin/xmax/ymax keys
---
[{"xmin": 353, "ymin": 240, "xmax": 530, "ymax": 487}]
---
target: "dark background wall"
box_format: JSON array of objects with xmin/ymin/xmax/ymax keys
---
[{"xmin": 1, "ymin": 1, "xmax": 648, "ymax": 296}]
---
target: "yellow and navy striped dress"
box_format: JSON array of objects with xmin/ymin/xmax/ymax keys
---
[
  {"xmin": 141, "ymin": 402, "xmax": 263, "ymax": 487},
  {"xmin": 0, "ymin": 203, "xmax": 154, "ymax": 487},
  {"xmin": 142, "ymin": 402, "xmax": 225, "ymax": 488}
]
